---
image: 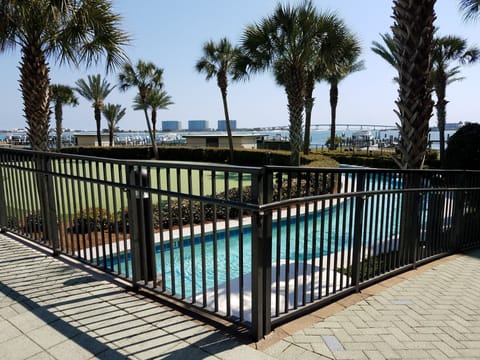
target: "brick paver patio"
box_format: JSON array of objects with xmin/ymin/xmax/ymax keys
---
[{"xmin": 1, "ymin": 232, "xmax": 479, "ymax": 359}]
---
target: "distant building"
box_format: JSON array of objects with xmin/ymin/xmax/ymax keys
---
[
  {"xmin": 217, "ymin": 120, "xmax": 237, "ymax": 131},
  {"xmin": 162, "ymin": 120, "xmax": 181, "ymax": 132},
  {"xmin": 183, "ymin": 133, "xmax": 259, "ymax": 149},
  {"xmin": 188, "ymin": 120, "xmax": 209, "ymax": 131},
  {"xmin": 74, "ymin": 133, "xmax": 110, "ymax": 146}
]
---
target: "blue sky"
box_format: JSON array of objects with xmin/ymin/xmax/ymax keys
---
[{"xmin": 0, "ymin": 0, "xmax": 478, "ymax": 131}]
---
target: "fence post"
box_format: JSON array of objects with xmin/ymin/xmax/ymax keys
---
[
  {"xmin": 251, "ymin": 167, "xmax": 273, "ymax": 341},
  {"xmin": 0, "ymin": 162, "xmax": 6, "ymax": 232},
  {"xmin": 127, "ymin": 166, "xmax": 155, "ymax": 286},
  {"xmin": 451, "ymin": 173, "xmax": 466, "ymax": 252},
  {"xmin": 398, "ymin": 172, "xmax": 422, "ymax": 268},
  {"xmin": 44, "ymin": 156, "xmax": 59, "ymax": 255},
  {"xmin": 35, "ymin": 153, "xmax": 59, "ymax": 255},
  {"xmin": 351, "ymin": 172, "xmax": 365, "ymax": 292}
]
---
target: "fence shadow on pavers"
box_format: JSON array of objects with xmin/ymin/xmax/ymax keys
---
[
  {"xmin": 159, "ymin": 326, "xmax": 249, "ymax": 360},
  {"xmin": 1, "ymin": 234, "xmax": 253, "ymax": 359},
  {"xmin": 0, "ymin": 262, "xmax": 124, "ymax": 359}
]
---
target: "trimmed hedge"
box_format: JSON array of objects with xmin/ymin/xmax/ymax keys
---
[
  {"xmin": 61, "ymin": 145, "xmax": 339, "ymax": 167},
  {"xmin": 61, "ymin": 146, "xmax": 153, "ymax": 159},
  {"xmin": 323, "ymin": 150, "xmax": 440, "ymax": 169}
]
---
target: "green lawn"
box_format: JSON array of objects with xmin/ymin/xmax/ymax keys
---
[{"xmin": 2, "ymin": 159, "xmax": 254, "ymax": 219}]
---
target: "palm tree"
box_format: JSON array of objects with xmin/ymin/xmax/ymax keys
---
[
  {"xmin": 237, "ymin": 1, "xmax": 321, "ymax": 166},
  {"xmin": 196, "ymin": 38, "xmax": 240, "ymax": 163},
  {"xmin": 0, "ymin": 0, "xmax": 129, "ymax": 151},
  {"xmin": 431, "ymin": 35, "xmax": 479, "ymax": 165},
  {"xmin": 134, "ymin": 90, "xmax": 173, "ymax": 145},
  {"xmin": 302, "ymin": 13, "xmax": 359, "ymax": 154},
  {"xmin": 392, "ymin": 0, "xmax": 435, "ymax": 266},
  {"xmin": 392, "ymin": 0, "xmax": 435, "ymax": 169},
  {"xmin": 75, "ymin": 74, "xmax": 115, "ymax": 147},
  {"xmin": 50, "ymin": 84, "xmax": 78, "ymax": 150},
  {"xmin": 102, "ymin": 104, "xmax": 126, "ymax": 146},
  {"xmin": 323, "ymin": 35, "xmax": 364, "ymax": 151},
  {"xmin": 0, "ymin": 0, "xmax": 128, "ymax": 245},
  {"xmin": 118, "ymin": 60, "xmax": 165, "ymax": 158},
  {"xmin": 372, "ymin": 32, "xmax": 479, "ymax": 164},
  {"xmin": 459, "ymin": 0, "xmax": 480, "ymax": 21}
]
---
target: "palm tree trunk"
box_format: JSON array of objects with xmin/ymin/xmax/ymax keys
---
[
  {"xmin": 20, "ymin": 44, "xmax": 50, "ymax": 151},
  {"xmin": 392, "ymin": 0, "xmax": 435, "ymax": 265},
  {"xmin": 109, "ymin": 128, "xmax": 114, "ymax": 146},
  {"xmin": 20, "ymin": 43, "xmax": 57, "ymax": 247},
  {"xmin": 303, "ymin": 77, "xmax": 314, "ymax": 155},
  {"xmin": 143, "ymin": 108, "xmax": 157, "ymax": 159},
  {"xmin": 329, "ymin": 80, "xmax": 339, "ymax": 150},
  {"xmin": 95, "ymin": 107, "xmax": 102, "ymax": 147},
  {"xmin": 152, "ymin": 109, "xmax": 157, "ymax": 150},
  {"xmin": 393, "ymin": 0, "xmax": 435, "ymax": 169},
  {"xmin": 434, "ymin": 73, "xmax": 447, "ymax": 166},
  {"xmin": 285, "ymin": 69, "xmax": 305, "ymax": 166},
  {"xmin": 220, "ymin": 87, "xmax": 234, "ymax": 163},
  {"xmin": 55, "ymin": 103, "xmax": 63, "ymax": 150}
]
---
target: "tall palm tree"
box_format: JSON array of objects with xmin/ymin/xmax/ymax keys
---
[
  {"xmin": 196, "ymin": 38, "xmax": 240, "ymax": 163},
  {"xmin": 75, "ymin": 74, "xmax": 115, "ymax": 147},
  {"xmin": 133, "ymin": 89, "xmax": 173, "ymax": 145},
  {"xmin": 237, "ymin": 1, "xmax": 321, "ymax": 166},
  {"xmin": 392, "ymin": 0, "xmax": 435, "ymax": 266},
  {"xmin": 302, "ymin": 12, "xmax": 359, "ymax": 154},
  {"xmin": 459, "ymin": 0, "xmax": 480, "ymax": 21},
  {"xmin": 324, "ymin": 35, "xmax": 364, "ymax": 151},
  {"xmin": 0, "ymin": 0, "xmax": 129, "ymax": 151},
  {"xmin": 118, "ymin": 60, "xmax": 164, "ymax": 158},
  {"xmin": 102, "ymin": 103, "xmax": 126, "ymax": 146},
  {"xmin": 0, "ymin": 0, "xmax": 128, "ymax": 245},
  {"xmin": 50, "ymin": 84, "xmax": 78, "ymax": 150},
  {"xmin": 431, "ymin": 35, "xmax": 479, "ymax": 165},
  {"xmin": 392, "ymin": 0, "xmax": 435, "ymax": 169},
  {"xmin": 372, "ymin": 32, "xmax": 479, "ymax": 165}
]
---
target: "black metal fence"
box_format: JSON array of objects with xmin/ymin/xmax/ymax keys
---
[{"xmin": 1, "ymin": 147, "xmax": 479, "ymax": 340}]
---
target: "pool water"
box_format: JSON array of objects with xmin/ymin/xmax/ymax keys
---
[{"xmin": 114, "ymin": 185, "xmax": 402, "ymax": 299}]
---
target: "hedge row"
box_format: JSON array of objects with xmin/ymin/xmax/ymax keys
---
[
  {"xmin": 65, "ymin": 171, "xmax": 337, "ymax": 233},
  {"xmin": 61, "ymin": 145, "xmax": 339, "ymax": 167},
  {"xmin": 323, "ymin": 150, "xmax": 440, "ymax": 169}
]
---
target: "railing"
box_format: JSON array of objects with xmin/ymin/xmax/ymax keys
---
[{"xmin": 1, "ymin": 148, "xmax": 479, "ymax": 341}]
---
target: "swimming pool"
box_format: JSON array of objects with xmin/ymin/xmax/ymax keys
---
[{"xmin": 112, "ymin": 183, "xmax": 402, "ymax": 301}]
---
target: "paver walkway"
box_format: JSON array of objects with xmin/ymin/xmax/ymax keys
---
[
  {"xmin": 1, "ymin": 231, "xmax": 480, "ymax": 359},
  {"xmin": 0, "ymin": 233, "xmax": 272, "ymax": 360},
  {"xmin": 259, "ymin": 249, "xmax": 480, "ymax": 359}
]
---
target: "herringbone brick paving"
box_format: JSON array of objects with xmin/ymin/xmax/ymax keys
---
[
  {"xmin": 1, "ymin": 231, "xmax": 479, "ymax": 359},
  {"xmin": 262, "ymin": 249, "xmax": 480, "ymax": 359}
]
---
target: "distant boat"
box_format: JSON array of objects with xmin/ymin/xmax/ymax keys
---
[{"xmin": 351, "ymin": 130, "xmax": 374, "ymax": 147}]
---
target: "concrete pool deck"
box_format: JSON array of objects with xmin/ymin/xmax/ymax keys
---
[{"xmin": 1, "ymin": 231, "xmax": 480, "ymax": 359}]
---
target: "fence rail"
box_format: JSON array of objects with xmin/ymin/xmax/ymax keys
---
[{"xmin": 1, "ymin": 147, "xmax": 479, "ymax": 340}]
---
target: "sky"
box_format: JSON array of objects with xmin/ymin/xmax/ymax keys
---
[{"xmin": 0, "ymin": 0, "xmax": 479, "ymax": 132}]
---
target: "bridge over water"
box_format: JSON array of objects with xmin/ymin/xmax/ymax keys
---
[{"xmin": 262, "ymin": 123, "xmax": 398, "ymax": 131}]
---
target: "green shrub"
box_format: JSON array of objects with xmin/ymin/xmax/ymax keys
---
[
  {"xmin": 324, "ymin": 150, "xmax": 440, "ymax": 169},
  {"xmin": 445, "ymin": 123, "xmax": 480, "ymax": 170},
  {"xmin": 23, "ymin": 212, "xmax": 43, "ymax": 233},
  {"xmin": 60, "ymin": 145, "xmax": 339, "ymax": 167},
  {"xmin": 61, "ymin": 146, "xmax": 153, "ymax": 159},
  {"xmin": 69, "ymin": 208, "xmax": 113, "ymax": 234}
]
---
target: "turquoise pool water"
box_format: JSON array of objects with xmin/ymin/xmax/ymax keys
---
[{"xmin": 112, "ymin": 184, "xmax": 402, "ymax": 299}]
